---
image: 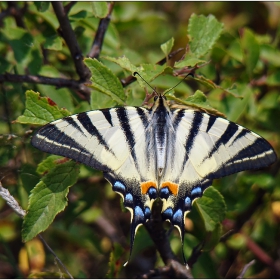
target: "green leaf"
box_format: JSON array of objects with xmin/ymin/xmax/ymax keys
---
[
  {"xmin": 36, "ymin": 155, "xmax": 64, "ymax": 175},
  {"xmin": 174, "ymin": 55, "xmax": 206, "ymax": 68},
  {"xmin": 84, "ymin": 58, "xmax": 126, "ymax": 105},
  {"xmin": 2, "ymin": 27, "xmax": 34, "ymax": 63},
  {"xmin": 43, "ymin": 35, "xmax": 63, "ymax": 50},
  {"xmin": 267, "ymin": 70, "xmax": 280, "ymax": 86},
  {"xmin": 188, "ymin": 14, "xmax": 224, "ymax": 57},
  {"xmin": 16, "ymin": 90, "xmax": 71, "ymax": 125},
  {"xmin": 22, "ymin": 161, "xmax": 80, "ymax": 242},
  {"xmin": 260, "ymin": 44, "xmax": 280, "ymax": 67},
  {"xmin": 106, "ymin": 243, "xmax": 126, "ymax": 278},
  {"xmin": 34, "ymin": 2, "xmax": 50, "ymax": 12},
  {"xmin": 240, "ymin": 28, "xmax": 260, "ymax": 77},
  {"xmin": 92, "ymin": 2, "xmax": 109, "ymax": 18},
  {"xmin": 223, "ymin": 83, "xmax": 253, "ymax": 122},
  {"xmin": 167, "ymin": 90, "xmax": 226, "ymax": 117},
  {"xmin": 90, "ymin": 90, "xmax": 117, "ymax": 110},
  {"xmin": 194, "ymin": 75, "xmax": 242, "ymax": 99},
  {"xmin": 103, "ymin": 55, "xmax": 173, "ymax": 88},
  {"xmin": 194, "ymin": 187, "xmax": 226, "ymax": 232},
  {"xmin": 160, "ymin": 37, "xmax": 174, "ymax": 58}
]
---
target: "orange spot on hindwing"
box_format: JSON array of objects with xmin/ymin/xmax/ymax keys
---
[
  {"xmin": 141, "ymin": 181, "xmax": 157, "ymax": 195},
  {"xmin": 161, "ymin": 182, "xmax": 179, "ymax": 196}
]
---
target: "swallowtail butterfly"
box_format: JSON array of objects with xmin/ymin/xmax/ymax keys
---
[{"xmin": 31, "ymin": 81, "xmax": 277, "ymax": 263}]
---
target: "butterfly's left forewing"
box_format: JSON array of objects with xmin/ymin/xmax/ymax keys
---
[{"xmin": 31, "ymin": 106, "xmax": 157, "ymax": 255}]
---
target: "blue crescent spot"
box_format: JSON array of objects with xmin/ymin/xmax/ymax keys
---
[
  {"xmin": 113, "ymin": 181, "xmax": 126, "ymax": 192},
  {"xmin": 191, "ymin": 186, "xmax": 202, "ymax": 197},
  {"xmin": 148, "ymin": 187, "xmax": 157, "ymax": 199},
  {"xmin": 125, "ymin": 193, "xmax": 133, "ymax": 203},
  {"xmin": 159, "ymin": 187, "xmax": 169, "ymax": 199},
  {"xmin": 144, "ymin": 207, "xmax": 151, "ymax": 218},
  {"xmin": 173, "ymin": 209, "xmax": 183, "ymax": 223},
  {"xmin": 162, "ymin": 208, "xmax": 173, "ymax": 218},
  {"xmin": 134, "ymin": 206, "xmax": 145, "ymax": 223},
  {"xmin": 185, "ymin": 196, "xmax": 192, "ymax": 208}
]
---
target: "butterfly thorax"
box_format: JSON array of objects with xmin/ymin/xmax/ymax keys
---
[{"xmin": 151, "ymin": 95, "xmax": 172, "ymax": 178}]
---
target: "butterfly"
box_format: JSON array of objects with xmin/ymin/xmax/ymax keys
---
[{"xmin": 31, "ymin": 78, "xmax": 277, "ymax": 264}]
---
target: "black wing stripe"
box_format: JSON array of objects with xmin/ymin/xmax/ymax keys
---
[
  {"xmin": 102, "ymin": 109, "xmax": 113, "ymax": 126},
  {"xmin": 173, "ymin": 109, "xmax": 185, "ymax": 130},
  {"xmin": 116, "ymin": 107, "xmax": 137, "ymax": 162},
  {"xmin": 185, "ymin": 111, "xmax": 203, "ymax": 154},
  {"xmin": 77, "ymin": 112, "xmax": 111, "ymax": 152},
  {"xmin": 208, "ymin": 121, "xmax": 239, "ymax": 157},
  {"xmin": 136, "ymin": 107, "xmax": 149, "ymax": 129},
  {"xmin": 206, "ymin": 114, "xmax": 216, "ymax": 132},
  {"xmin": 32, "ymin": 124, "xmax": 111, "ymax": 172},
  {"xmin": 230, "ymin": 127, "xmax": 250, "ymax": 144},
  {"xmin": 64, "ymin": 116, "xmax": 85, "ymax": 135}
]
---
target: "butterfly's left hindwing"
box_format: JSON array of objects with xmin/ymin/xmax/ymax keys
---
[{"xmin": 31, "ymin": 107, "xmax": 157, "ymax": 255}]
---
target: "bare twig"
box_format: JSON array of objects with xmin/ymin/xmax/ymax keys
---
[
  {"xmin": 0, "ymin": 73, "xmax": 91, "ymax": 100},
  {"xmin": 52, "ymin": 1, "xmax": 91, "ymax": 81},
  {"xmin": 0, "ymin": 182, "xmax": 26, "ymax": 218},
  {"xmin": 237, "ymin": 259, "xmax": 255, "ymax": 279},
  {"xmin": 38, "ymin": 234, "xmax": 73, "ymax": 279},
  {"xmin": 88, "ymin": 2, "xmax": 114, "ymax": 59},
  {"xmin": 0, "ymin": 181, "xmax": 73, "ymax": 279},
  {"xmin": 141, "ymin": 260, "xmax": 192, "ymax": 278}
]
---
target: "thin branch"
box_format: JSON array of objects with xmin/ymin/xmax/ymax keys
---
[
  {"xmin": 144, "ymin": 200, "xmax": 178, "ymax": 265},
  {"xmin": 0, "ymin": 182, "xmax": 26, "ymax": 218},
  {"xmin": 140, "ymin": 260, "xmax": 192, "ymax": 278},
  {"xmin": 88, "ymin": 2, "xmax": 114, "ymax": 59},
  {"xmin": 52, "ymin": 1, "xmax": 91, "ymax": 81},
  {"xmin": 244, "ymin": 234, "xmax": 274, "ymax": 268},
  {"xmin": 38, "ymin": 234, "xmax": 73, "ymax": 279},
  {"xmin": 0, "ymin": 73, "xmax": 91, "ymax": 100},
  {"xmin": 187, "ymin": 240, "xmax": 205, "ymax": 268},
  {"xmin": 64, "ymin": 1, "xmax": 77, "ymax": 15},
  {"xmin": 237, "ymin": 259, "xmax": 255, "ymax": 279},
  {"xmin": 0, "ymin": 181, "xmax": 73, "ymax": 279},
  {"xmin": 220, "ymin": 229, "xmax": 235, "ymax": 242}
]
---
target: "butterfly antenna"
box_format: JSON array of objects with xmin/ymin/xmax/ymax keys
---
[
  {"xmin": 163, "ymin": 73, "xmax": 194, "ymax": 96},
  {"xmin": 133, "ymin": 72, "xmax": 159, "ymax": 95}
]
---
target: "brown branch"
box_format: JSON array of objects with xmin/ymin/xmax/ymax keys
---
[
  {"xmin": 0, "ymin": 73, "xmax": 91, "ymax": 100},
  {"xmin": 64, "ymin": 1, "xmax": 77, "ymax": 15},
  {"xmin": 243, "ymin": 234, "xmax": 280, "ymax": 276},
  {"xmin": 52, "ymin": 1, "xmax": 91, "ymax": 81},
  {"xmin": 187, "ymin": 240, "xmax": 205, "ymax": 268},
  {"xmin": 88, "ymin": 2, "xmax": 114, "ymax": 59},
  {"xmin": 144, "ymin": 200, "xmax": 178, "ymax": 265},
  {"xmin": 140, "ymin": 260, "xmax": 192, "ymax": 278}
]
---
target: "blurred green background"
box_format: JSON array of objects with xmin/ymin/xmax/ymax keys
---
[{"xmin": 0, "ymin": 2, "xmax": 279, "ymax": 278}]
